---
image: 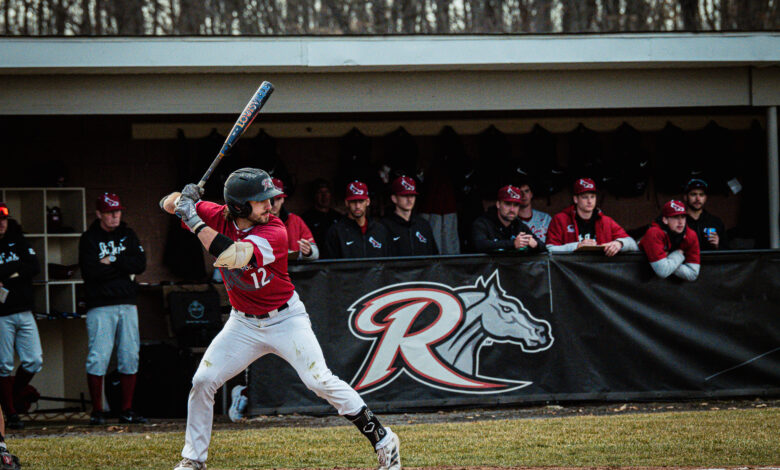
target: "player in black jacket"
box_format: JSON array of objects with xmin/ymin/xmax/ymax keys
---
[
  {"xmin": 0, "ymin": 203, "xmax": 42, "ymax": 432},
  {"xmin": 78, "ymin": 193, "xmax": 147, "ymax": 425},
  {"xmin": 683, "ymin": 179, "xmax": 727, "ymax": 250},
  {"xmin": 381, "ymin": 176, "xmax": 438, "ymax": 257},
  {"xmin": 326, "ymin": 181, "xmax": 392, "ymax": 259},
  {"xmin": 471, "ymin": 186, "xmax": 546, "ymax": 254}
]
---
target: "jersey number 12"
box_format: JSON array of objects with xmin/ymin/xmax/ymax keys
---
[{"xmin": 250, "ymin": 268, "xmax": 270, "ymax": 288}]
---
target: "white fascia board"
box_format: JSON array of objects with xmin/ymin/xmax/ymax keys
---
[{"xmin": 0, "ymin": 33, "xmax": 778, "ymax": 74}]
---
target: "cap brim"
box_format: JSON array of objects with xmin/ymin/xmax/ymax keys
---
[
  {"xmin": 345, "ymin": 195, "xmax": 369, "ymax": 201},
  {"xmin": 99, "ymin": 205, "xmax": 126, "ymax": 212},
  {"xmin": 394, "ymin": 190, "xmax": 419, "ymax": 196}
]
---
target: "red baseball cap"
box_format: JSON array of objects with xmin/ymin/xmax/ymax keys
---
[
  {"xmin": 391, "ymin": 176, "xmax": 419, "ymax": 196},
  {"xmin": 573, "ymin": 178, "xmax": 597, "ymax": 195},
  {"xmin": 96, "ymin": 192, "xmax": 125, "ymax": 212},
  {"xmin": 662, "ymin": 199, "xmax": 687, "ymax": 217},
  {"xmin": 271, "ymin": 178, "xmax": 287, "ymax": 198},
  {"xmin": 497, "ymin": 185, "xmax": 523, "ymax": 203},
  {"xmin": 345, "ymin": 181, "xmax": 369, "ymax": 201},
  {"xmin": 0, "ymin": 203, "xmax": 9, "ymax": 219}
]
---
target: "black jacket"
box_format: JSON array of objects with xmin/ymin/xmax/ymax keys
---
[
  {"xmin": 471, "ymin": 207, "xmax": 546, "ymax": 254},
  {"xmin": 325, "ymin": 217, "xmax": 392, "ymax": 259},
  {"xmin": 79, "ymin": 220, "xmax": 146, "ymax": 309},
  {"xmin": 0, "ymin": 220, "xmax": 40, "ymax": 316},
  {"xmin": 380, "ymin": 213, "xmax": 439, "ymax": 257},
  {"xmin": 686, "ymin": 210, "xmax": 727, "ymax": 251}
]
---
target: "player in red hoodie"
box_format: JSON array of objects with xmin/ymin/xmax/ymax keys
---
[
  {"xmin": 546, "ymin": 178, "xmax": 638, "ymax": 256},
  {"xmin": 639, "ymin": 200, "xmax": 700, "ymax": 281}
]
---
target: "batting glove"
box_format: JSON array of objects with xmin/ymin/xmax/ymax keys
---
[
  {"xmin": 175, "ymin": 195, "xmax": 206, "ymax": 234},
  {"xmin": 181, "ymin": 183, "xmax": 204, "ymax": 202}
]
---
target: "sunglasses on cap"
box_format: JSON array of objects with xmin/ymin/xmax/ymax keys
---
[{"xmin": 686, "ymin": 178, "xmax": 708, "ymax": 188}]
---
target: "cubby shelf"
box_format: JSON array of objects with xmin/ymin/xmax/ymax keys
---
[{"xmin": 0, "ymin": 188, "xmax": 86, "ymax": 315}]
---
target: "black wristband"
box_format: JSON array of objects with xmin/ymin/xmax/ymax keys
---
[
  {"xmin": 208, "ymin": 233, "xmax": 234, "ymax": 257},
  {"xmin": 192, "ymin": 222, "xmax": 206, "ymax": 235}
]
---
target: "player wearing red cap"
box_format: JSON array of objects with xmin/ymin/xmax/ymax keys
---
[
  {"xmin": 325, "ymin": 181, "xmax": 392, "ymax": 259},
  {"xmin": 546, "ymin": 178, "xmax": 638, "ymax": 256},
  {"xmin": 639, "ymin": 200, "xmax": 701, "ymax": 281},
  {"xmin": 381, "ymin": 176, "xmax": 438, "ymax": 257},
  {"xmin": 79, "ymin": 193, "xmax": 147, "ymax": 425},
  {"xmin": 471, "ymin": 185, "xmax": 546, "ymax": 254}
]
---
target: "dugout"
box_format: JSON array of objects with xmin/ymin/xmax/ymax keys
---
[{"xmin": 0, "ymin": 33, "xmax": 778, "ymax": 414}]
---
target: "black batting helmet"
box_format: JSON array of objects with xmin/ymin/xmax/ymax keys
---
[{"xmin": 224, "ymin": 168, "xmax": 283, "ymax": 218}]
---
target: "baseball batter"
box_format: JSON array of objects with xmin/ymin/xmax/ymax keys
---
[{"xmin": 160, "ymin": 168, "xmax": 400, "ymax": 470}]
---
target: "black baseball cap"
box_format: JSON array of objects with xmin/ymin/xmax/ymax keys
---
[{"xmin": 684, "ymin": 178, "xmax": 708, "ymax": 193}]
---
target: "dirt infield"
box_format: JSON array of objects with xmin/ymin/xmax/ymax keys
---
[{"xmin": 10, "ymin": 396, "xmax": 779, "ymax": 439}]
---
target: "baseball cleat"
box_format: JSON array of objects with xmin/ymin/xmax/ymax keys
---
[
  {"xmin": 0, "ymin": 447, "xmax": 21, "ymax": 470},
  {"xmin": 228, "ymin": 385, "xmax": 248, "ymax": 422},
  {"xmin": 375, "ymin": 426, "xmax": 401, "ymax": 470},
  {"xmin": 174, "ymin": 457, "xmax": 206, "ymax": 470},
  {"xmin": 119, "ymin": 410, "xmax": 148, "ymax": 424}
]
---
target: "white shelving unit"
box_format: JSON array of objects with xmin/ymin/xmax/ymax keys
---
[
  {"xmin": 1, "ymin": 187, "xmax": 88, "ymax": 409},
  {"xmin": 0, "ymin": 187, "xmax": 86, "ymax": 315}
]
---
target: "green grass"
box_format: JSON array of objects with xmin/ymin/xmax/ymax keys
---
[{"xmin": 11, "ymin": 408, "xmax": 780, "ymax": 469}]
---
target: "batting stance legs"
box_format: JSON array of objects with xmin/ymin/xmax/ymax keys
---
[
  {"xmin": 182, "ymin": 295, "xmax": 400, "ymax": 468},
  {"xmin": 163, "ymin": 169, "xmax": 400, "ymax": 470}
]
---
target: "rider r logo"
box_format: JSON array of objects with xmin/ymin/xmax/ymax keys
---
[{"xmin": 348, "ymin": 270, "xmax": 553, "ymax": 395}]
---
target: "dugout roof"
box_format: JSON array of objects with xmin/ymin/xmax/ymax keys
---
[{"xmin": 0, "ymin": 33, "xmax": 778, "ymax": 115}]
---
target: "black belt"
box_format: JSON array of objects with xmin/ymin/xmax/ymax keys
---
[{"xmin": 244, "ymin": 302, "xmax": 288, "ymax": 319}]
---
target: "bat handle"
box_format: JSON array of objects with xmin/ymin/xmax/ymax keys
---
[{"xmin": 197, "ymin": 152, "xmax": 225, "ymax": 189}]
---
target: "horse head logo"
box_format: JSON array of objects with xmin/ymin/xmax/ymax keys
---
[{"xmin": 348, "ymin": 270, "xmax": 553, "ymax": 395}]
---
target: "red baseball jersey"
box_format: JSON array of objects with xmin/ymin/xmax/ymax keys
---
[
  {"xmin": 283, "ymin": 212, "xmax": 315, "ymax": 251},
  {"xmin": 639, "ymin": 222, "xmax": 701, "ymax": 264},
  {"xmin": 195, "ymin": 201, "xmax": 294, "ymax": 315}
]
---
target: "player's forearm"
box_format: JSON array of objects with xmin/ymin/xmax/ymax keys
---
[
  {"xmin": 617, "ymin": 237, "xmax": 638, "ymax": 252},
  {"xmin": 160, "ymin": 192, "xmax": 181, "ymax": 215},
  {"xmin": 673, "ymin": 262, "xmax": 700, "ymax": 281},
  {"xmin": 197, "ymin": 226, "xmax": 219, "ymax": 250}
]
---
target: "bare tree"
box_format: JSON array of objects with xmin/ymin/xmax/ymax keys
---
[{"xmin": 0, "ymin": 0, "xmax": 777, "ymax": 36}]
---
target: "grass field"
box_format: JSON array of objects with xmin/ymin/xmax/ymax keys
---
[{"xmin": 10, "ymin": 408, "xmax": 779, "ymax": 469}]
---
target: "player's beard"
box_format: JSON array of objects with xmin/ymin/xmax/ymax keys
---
[{"xmin": 250, "ymin": 211, "xmax": 270, "ymax": 225}]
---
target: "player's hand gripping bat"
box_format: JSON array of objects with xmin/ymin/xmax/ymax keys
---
[{"xmin": 197, "ymin": 81, "xmax": 275, "ymax": 190}]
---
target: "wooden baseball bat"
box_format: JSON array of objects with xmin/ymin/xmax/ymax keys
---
[{"xmin": 197, "ymin": 81, "xmax": 275, "ymax": 189}]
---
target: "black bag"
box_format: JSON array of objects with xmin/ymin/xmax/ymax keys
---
[
  {"xmin": 566, "ymin": 123, "xmax": 605, "ymax": 187},
  {"xmin": 653, "ymin": 122, "xmax": 693, "ymax": 194},
  {"xmin": 168, "ymin": 289, "xmax": 223, "ymax": 348},
  {"xmin": 603, "ymin": 122, "xmax": 649, "ymax": 198},
  {"xmin": 517, "ymin": 124, "xmax": 566, "ymax": 197}
]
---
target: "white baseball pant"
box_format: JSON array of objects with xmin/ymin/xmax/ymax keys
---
[{"xmin": 181, "ymin": 291, "xmax": 366, "ymax": 463}]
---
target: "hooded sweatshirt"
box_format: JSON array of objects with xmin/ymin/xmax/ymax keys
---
[
  {"xmin": 79, "ymin": 219, "xmax": 146, "ymax": 309},
  {"xmin": 0, "ymin": 219, "xmax": 40, "ymax": 316}
]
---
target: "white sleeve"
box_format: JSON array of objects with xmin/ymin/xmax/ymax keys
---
[
  {"xmin": 300, "ymin": 243, "xmax": 320, "ymax": 261},
  {"xmin": 244, "ymin": 235, "xmax": 276, "ymax": 266},
  {"xmin": 674, "ymin": 262, "xmax": 700, "ymax": 281},
  {"xmin": 547, "ymin": 242, "xmax": 579, "ymax": 253},
  {"xmin": 617, "ymin": 236, "xmax": 639, "ymax": 252},
  {"xmin": 649, "ymin": 250, "xmax": 684, "ymax": 278}
]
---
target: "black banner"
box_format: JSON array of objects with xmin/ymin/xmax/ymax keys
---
[{"xmin": 248, "ymin": 251, "xmax": 780, "ymax": 415}]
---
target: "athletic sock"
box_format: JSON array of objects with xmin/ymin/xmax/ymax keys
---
[
  {"xmin": 12, "ymin": 367, "xmax": 35, "ymax": 409},
  {"xmin": 119, "ymin": 373, "xmax": 137, "ymax": 411},
  {"xmin": 345, "ymin": 406, "xmax": 387, "ymax": 448},
  {"xmin": 86, "ymin": 374, "xmax": 104, "ymax": 413},
  {"xmin": 0, "ymin": 376, "xmax": 16, "ymax": 415}
]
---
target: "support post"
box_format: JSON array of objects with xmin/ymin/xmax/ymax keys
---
[{"xmin": 768, "ymin": 106, "xmax": 779, "ymax": 249}]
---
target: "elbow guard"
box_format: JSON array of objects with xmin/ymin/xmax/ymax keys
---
[{"xmin": 213, "ymin": 240, "xmax": 254, "ymax": 269}]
